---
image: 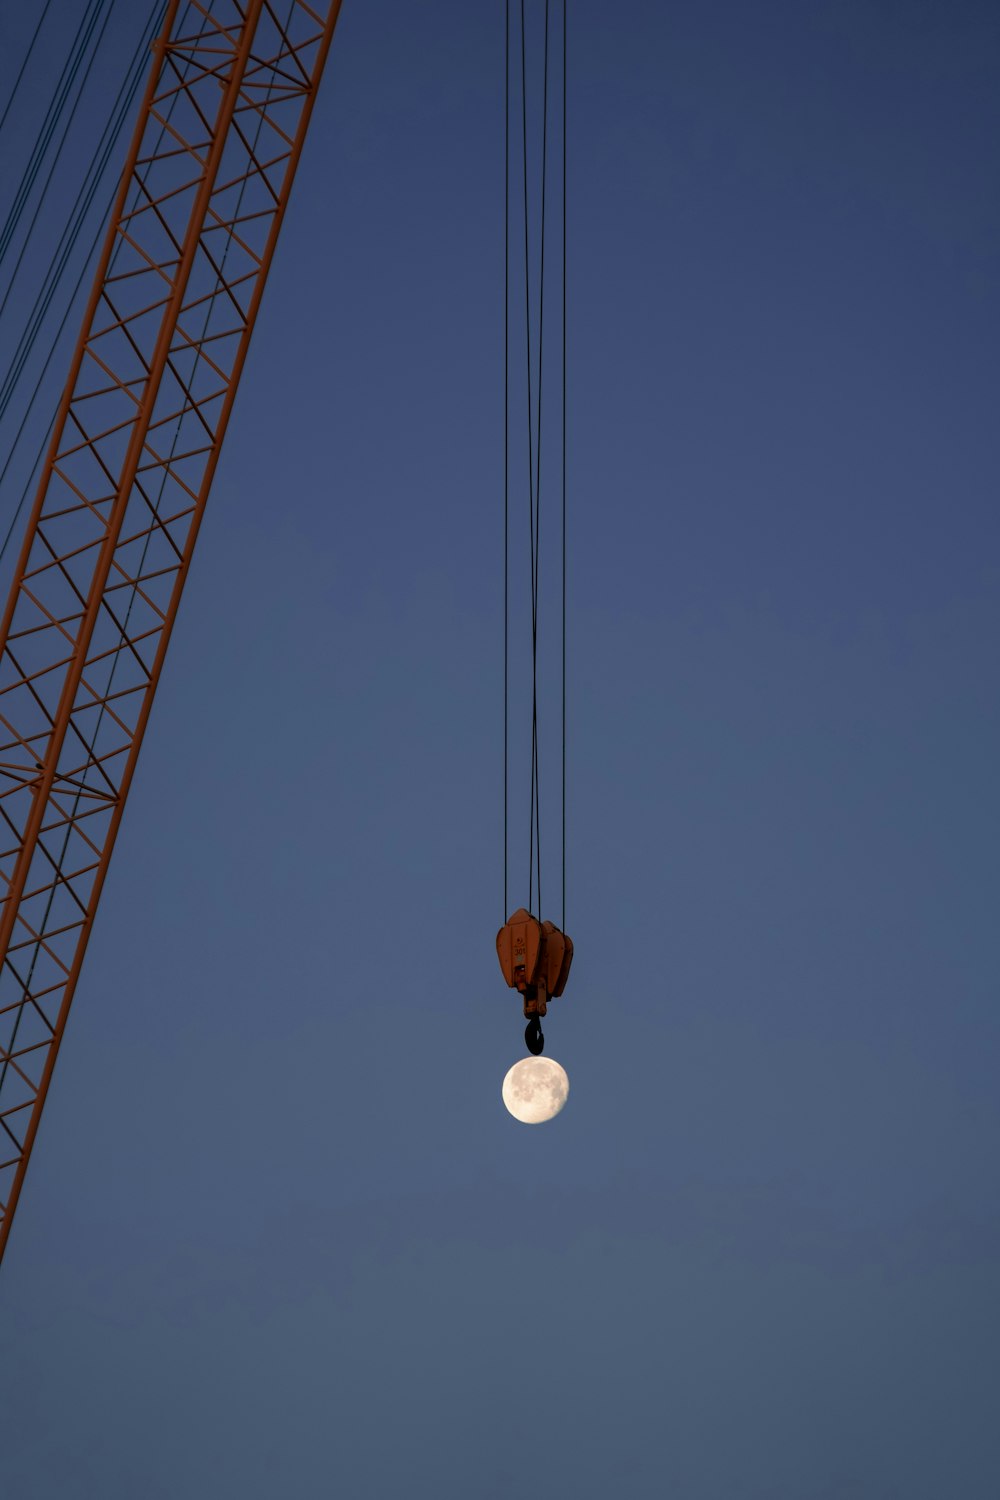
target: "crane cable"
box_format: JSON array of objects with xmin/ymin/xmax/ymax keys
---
[
  {"xmin": 0, "ymin": 0, "xmax": 120, "ymax": 332},
  {"xmin": 503, "ymin": 0, "xmax": 567, "ymax": 927},
  {"xmin": 524, "ymin": 0, "xmax": 546, "ymax": 921},
  {"xmin": 0, "ymin": 3, "xmax": 167, "ymax": 565},
  {"xmin": 0, "ymin": 0, "xmax": 111, "ymax": 269},
  {"xmin": 561, "ymin": 0, "xmax": 566, "ymax": 933},
  {"xmin": 0, "ymin": 0, "xmax": 196, "ymax": 1099},
  {"xmin": 0, "ymin": 0, "xmax": 228, "ymax": 1103},
  {"xmin": 0, "ymin": 1, "xmax": 56, "ymax": 142},
  {"xmin": 0, "ymin": 1, "xmax": 120, "ymax": 431}
]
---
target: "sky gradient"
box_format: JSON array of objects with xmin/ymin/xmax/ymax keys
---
[{"xmin": 1, "ymin": 1, "xmax": 999, "ymax": 1494}]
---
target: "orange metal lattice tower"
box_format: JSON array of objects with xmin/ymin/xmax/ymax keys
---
[{"xmin": 0, "ymin": 0, "xmax": 343, "ymax": 1263}]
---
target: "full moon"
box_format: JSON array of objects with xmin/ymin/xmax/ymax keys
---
[{"xmin": 501, "ymin": 1056, "xmax": 570, "ymax": 1124}]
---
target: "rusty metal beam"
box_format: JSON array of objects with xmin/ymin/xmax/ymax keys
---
[{"xmin": 0, "ymin": 0, "xmax": 344, "ymax": 1264}]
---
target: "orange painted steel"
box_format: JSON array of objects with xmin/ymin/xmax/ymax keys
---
[
  {"xmin": 0, "ymin": 0, "xmax": 344, "ymax": 1264},
  {"xmin": 497, "ymin": 908, "xmax": 573, "ymax": 1019}
]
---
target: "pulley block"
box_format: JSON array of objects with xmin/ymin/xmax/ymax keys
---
[{"xmin": 497, "ymin": 907, "xmax": 573, "ymax": 1052}]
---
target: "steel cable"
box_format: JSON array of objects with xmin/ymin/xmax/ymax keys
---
[
  {"xmin": 561, "ymin": 0, "xmax": 566, "ymax": 931},
  {"xmin": 505, "ymin": 0, "xmax": 565, "ymax": 924},
  {"xmin": 0, "ymin": 0, "xmax": 218, "ymax": 1097},
  {"xmin": 504, "ymin": 0, "xmax": 510, "ymax": 921},
  {"xmin": 0, "ymin": 0, "xmax": 120, "ymax": 329},
  {"xmin": 0, "ymin": 0, "xmax": 110, "ymax": 269},
  {"xmin": 0, "ymin": 5, "xmax": 150, "ymax": 425},
  {"xmin": 529, "ymin": 0, "xmax": 550, "ymax": 919},
  {"xmin": 0, "ymin": 1, "xmax": 56, "ymax": 141},
  {"xmin": 0, "ymin": 3, "xmax": 166, "ymax": 565}
]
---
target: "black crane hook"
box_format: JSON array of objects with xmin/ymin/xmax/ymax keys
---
[{"xmin": 524, "ymin": 1016, "xmax": 545, "ymax": 1056}]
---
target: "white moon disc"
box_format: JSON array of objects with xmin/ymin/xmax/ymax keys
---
[{"xmin": 501, "ymin": 1056, "xmax": 570, "ymax": 1124}]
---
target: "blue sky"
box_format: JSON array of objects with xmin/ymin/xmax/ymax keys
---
[{"xmin": 1, "ymin": 1, "xmax": 999, "ymax": 1495}]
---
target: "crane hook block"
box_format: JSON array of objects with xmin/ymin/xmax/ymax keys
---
[
  {"xmin": 496, "ymin": 908, "xmax": 574, "ymax": 1019},
  {"xmin": 496, "ymin": 908, "xmax": 543, "ymax": 991}
]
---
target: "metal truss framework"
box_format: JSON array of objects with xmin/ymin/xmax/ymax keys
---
[{"xmin": 0, "ymin": 0, "xmax": 342, "ymax": 1261}]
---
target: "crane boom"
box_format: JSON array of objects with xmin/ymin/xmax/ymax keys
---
[{"xmin": 0, "ymin": 0, "xmax": 343, "ymax": 1263}]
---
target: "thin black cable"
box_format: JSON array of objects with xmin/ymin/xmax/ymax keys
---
[
  {"xmin": 0, "ymin": 0, "xmax": 193, "ymax": 1098},
  {"xmin": 561, "ymin": 0, "xmax": 566, "ymax": 933},
  {"xmin": 504, "ymin": 0, "xmax": 509, "ymax": 923},
  {"xmin": 0, "ymin": 65, "xmax": 134, "ymax": 421},
  {"xmin": 0, "ymin": 4, "xmax": 156, "ymax": 423},
  {"xmin": 0, "ymin": 0, "xmax": 229, "ymax": 1094},
  {"xmin": 0, "ymin": 0, "xmax": 56, "ymax": 141},
  {"xmin": 520, "ymin": 0, "xmax": 537, "ymax": 914},
  {"xmin": 530, "ymin": 0, "xmax": 550, "ymax": 920},
  {"xmin": 0, "ymin": 0, "xmax": 109, "ymax": 269},
  {"xmin": 0, "ymin": 0, "xmax": 118, "ymax": 327},
  {"xmin": 0, "ymin": 3, "xmax": 164, "ymax": 564}
]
